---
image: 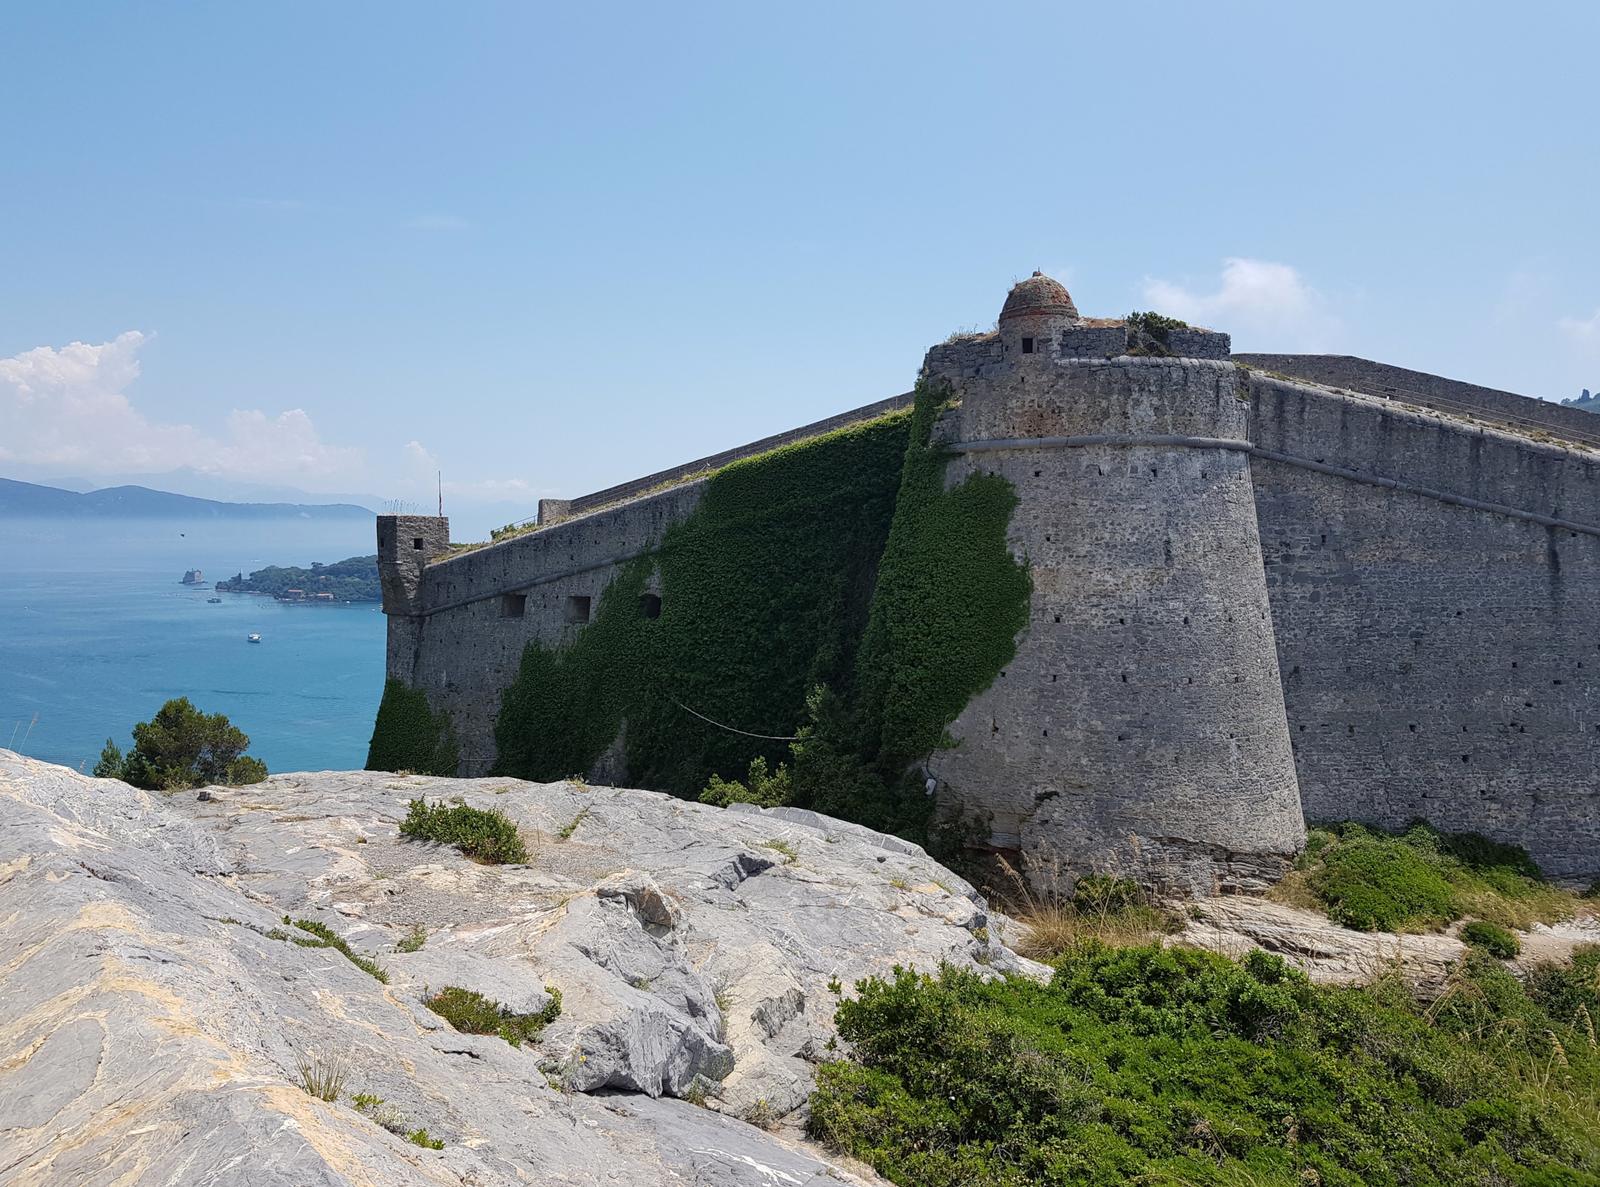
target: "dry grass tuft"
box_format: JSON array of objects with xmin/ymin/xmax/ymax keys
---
[{"xmin": 995, "ymin": 856, "xmax": 1171, "ymax": 960}]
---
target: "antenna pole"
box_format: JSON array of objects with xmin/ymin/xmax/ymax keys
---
[{"xmin": 437, "ymin": 470, "xmax": 443, "ymax": 518}]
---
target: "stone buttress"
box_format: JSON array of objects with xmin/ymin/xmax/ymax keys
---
[{"xmin": 921, "ymin": 274, "xmax": 1306, "ymax": 895}]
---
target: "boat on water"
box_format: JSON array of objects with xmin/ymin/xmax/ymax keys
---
[
  {"xmin": 247, "ymin": 633, "xmax": 262, "ymax": 643},
  {"xmin": 207, "ymin": 597, "xmax": 222, "ymax": 604}
]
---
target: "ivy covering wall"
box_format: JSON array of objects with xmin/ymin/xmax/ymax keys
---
[
  {"xmin": 366, "ymin": 679, "xmax": 460, "ymax": 776},
  {"xmin": 493, "ymin": 412, "xmax": 913, "ymax": 794},
  {"xmin": 380, "ymin": 382, "xmax": 1031, "ymax": 848}
]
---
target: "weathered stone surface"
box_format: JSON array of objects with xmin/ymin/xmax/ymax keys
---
[
  {"xmin": 0, "ymin": 749, "xmax": 1040, "ymax": 1184},
  {"xmin": 1177, "ymin": 896, "xmax": 1600, "ymax": 996}
]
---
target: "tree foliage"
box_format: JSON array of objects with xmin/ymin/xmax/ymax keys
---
[{"xmin": 95, "ymin": 697, "xmax": 267, "ymax": 790}]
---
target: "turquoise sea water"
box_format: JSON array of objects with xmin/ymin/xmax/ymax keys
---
[{"xmin": 0, "ymin": 517, "xmax": 386, "ymax": 775}]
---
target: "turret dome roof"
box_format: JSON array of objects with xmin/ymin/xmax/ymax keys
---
[{"xmin": 999, "ymin": 271, "xmax": 1079, "ymax": 323}]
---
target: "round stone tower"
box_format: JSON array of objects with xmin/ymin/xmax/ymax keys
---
[{"xmin": 925, "ymin": 275, "xmax": 1304, "ymax": 896}]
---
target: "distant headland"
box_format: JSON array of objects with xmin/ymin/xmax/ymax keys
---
[
  {"xmin": 217, "ymin": 555, "xmax": 380, "ymax": 601},
  {"xmin": 0, "ymin": 477, "xmax": 373, "ymax": 519}
]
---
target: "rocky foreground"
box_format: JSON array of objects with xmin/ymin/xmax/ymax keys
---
[{"xmin": 0, "ymin": 750, "xmax": 1044, "ymax": 1186}]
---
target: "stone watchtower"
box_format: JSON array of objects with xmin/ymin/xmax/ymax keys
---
[
  {"xmin": 997, "ymin": 270, "xmax": 1080, "ymax": 363},
  {"xmin": 922, "ymin": 275, "xmax": 1305, "ymax": 896},
  {"xmin": 377, "ymin": 514, "xmax": 450, "ymax": 682}
]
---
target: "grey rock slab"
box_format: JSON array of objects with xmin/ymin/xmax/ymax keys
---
[{"xmin": 0, "ymin": 750, "xmax": 930, "ymax": 1184}]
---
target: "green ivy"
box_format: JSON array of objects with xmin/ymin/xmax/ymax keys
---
[
  {"xmin": 367, "ymin": 679, "xmax": 459, "ymax": 775},
  {"xmin": 492, "ymin": 412, "xmax": 911, "ymax": 794},
  {"xmin": 490, "ymin": 383, "xmax": 1031, "ymax": 849},
  {"xmin": 853, "ymin": 380, "xmax": 1032, "ymax": 773}
]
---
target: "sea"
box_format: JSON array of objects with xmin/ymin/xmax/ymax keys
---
[{"xmin": 0, "ymin": 516, "xmax": 386, "ymax": 776}]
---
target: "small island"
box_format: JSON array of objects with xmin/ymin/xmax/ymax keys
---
[{"xmin": 216, "ymin": 555, "xmax": 380, "ymax": 602}]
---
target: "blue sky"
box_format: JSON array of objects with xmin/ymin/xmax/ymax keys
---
[{"xmin": 3, "ymin": 1, "xmax": 1597, "ymax": 535}]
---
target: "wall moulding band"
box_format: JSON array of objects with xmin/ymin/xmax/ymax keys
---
[{"xmin": 950, "ymin": 435, "xmax": 1600, "ymax": 541}]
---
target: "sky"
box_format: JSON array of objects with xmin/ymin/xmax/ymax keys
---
[{"xmin": 2, "ymin": 1, "xmax": 1598, "ymax": 538}]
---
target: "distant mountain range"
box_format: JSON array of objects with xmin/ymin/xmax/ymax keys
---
[
  {"xmin": 0, "ymin": 477, "xmax": 374, "ymax": 519},
  {"xmin": 1562, "ymin": 389, "xmax": 1600, "ymax": 414}
]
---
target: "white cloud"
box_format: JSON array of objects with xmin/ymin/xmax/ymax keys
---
[
  {"xmin": 401, "ymin": 438, "xmax": 538, "ymax": 505},
  {"xmin": 1141, "ymin": 258, "xmax": 1342, "ymax": 352},
  {"xmin": 1558, "ymin": 308, "xmax": 1600, "ymax": 350},
  {"xmin": 0, "ymin": 332, "xmax": 363, "ymax": 484}
]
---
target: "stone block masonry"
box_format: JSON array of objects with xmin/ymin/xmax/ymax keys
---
[{"xmin": 379, "ymin": 273, "xmax": 1600, "ymax": 889}]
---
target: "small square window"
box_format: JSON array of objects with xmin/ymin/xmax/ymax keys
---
[
  {"xmin": 412, "ymin": 537, "xmax": 425, "ymax": 550},
  {"xmin": 564, "ymin": 595, "xmax": 592, "ymax": 624},
  {"xmin": 501, "ymin": 593, "xmax": 527, "ymax": 618},
  {"xmin": 1021, "ymin": 337, "xmax": 1035, "ymax": 354}
]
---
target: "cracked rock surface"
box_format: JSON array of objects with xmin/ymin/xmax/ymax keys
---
[{"xmin": 1, "ymin": 749, "xmax": 1042, "ymax": 1186}]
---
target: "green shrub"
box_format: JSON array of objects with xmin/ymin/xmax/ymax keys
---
[
  {"xmin": 1310, "ymin": 833, "xmax": 1457, "ymax": 930},
  {"xmin": 367, "ymin": 680, "xmax": 459, "ymax": 775},
  {"xmin": 406, "ymin": 1128, "xmax": 444, "ymax": 1149},
  {"xmin": 1124, "ymin": 310, "xmax": 1191, "ymax": 356},
  {"xmin": 810, "ymin": 944, "xmax": 1600, "ymax": 1186},
  {"xmin": 1462, "ymin": 920, "xmax": 1521, "ymax": 959},
  {"xmin": 1301, "ymin": 821, "xmax": 1570, "ymax": 932},
  {"xmin": 396, "ymin": 925, "xmax": 427, "ymax": 953},
  {"xmin": 1526, "ymin": 944, "xmax": 1600, "ymax": 1031},
  {"xmin": 284, "ymin": 916, "xmax": 388, "ymax": 983},
  {"xmin": 425, "ymin": 984, "xmax": 561, "ymax": 1048},
  {"xmin": 699, "ymin": 755, "xmax": 793, "ymax": 808},
  {"xmin": 95, "ymin": 698, "xmax": 268, "ymax": 790},
  {"xmin": 399, "ymin": 799, "xmax": 528, "ymax": 864}
]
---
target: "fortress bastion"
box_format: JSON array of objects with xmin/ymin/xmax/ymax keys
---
[{"xmin": 377, "ymin": 273, "xmax": 1600, "ymax": 892}]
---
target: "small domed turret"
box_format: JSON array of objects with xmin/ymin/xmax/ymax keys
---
[
  {"xmin": 997, "ymin": 270, "xmax": 1078, "ymax": 363},
  {"xmin": 999, "ymin": 271, "xmax": 1079, "ymax": 323}
]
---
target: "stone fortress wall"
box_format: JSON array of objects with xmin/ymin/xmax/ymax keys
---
[
  {"xmin": 1246, "ymin": 374, "xmax": 1600, "ymax": 878},
  {"xmin": 379, "ymin": 273, "xmax": 1600, "ymax": 886}
]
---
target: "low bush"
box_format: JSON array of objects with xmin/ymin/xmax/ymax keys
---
[
  {"xmin": 1296, "ymin": 821, "xmax": 1573, "ymax": 932},
  {"xmin": 279, "ymin": 917, "xmax": 388, "ymax": 983},
  {"xmin": 425, "ymin": 984, "xmax": 562, "ymax": 1048},
  {"xmin": 1462, "ymin": 920, "xmax": 1522, "ymax": 959},
  {"xmin": 698, "ymin": 755, "xmax": 793, "ymax": 808},
  {"xmin": 396, "ymin": 925, "xmax": 427, "ymax": 953},
  {"xmin": 809, "ymin": 944, "xmax": 1600, "ymax": 1186},
  {"xmin": 399, "ymin": 799, "xmax": 528, "ymax": 864}
]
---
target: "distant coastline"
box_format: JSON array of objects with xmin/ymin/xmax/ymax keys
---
[{"xmin": 0, "ymin": 476, "xmax": 373, "ymax": 520}]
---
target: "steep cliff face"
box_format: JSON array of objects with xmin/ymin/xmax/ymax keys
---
[{"xmin": 0, "ymin": 748, "xmax": 1039, "ymax": 1186}]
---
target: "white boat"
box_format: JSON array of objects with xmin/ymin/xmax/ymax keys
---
[{"xmin": 247, "ymin": 633, "xmax": 262, "ymax": 643}]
